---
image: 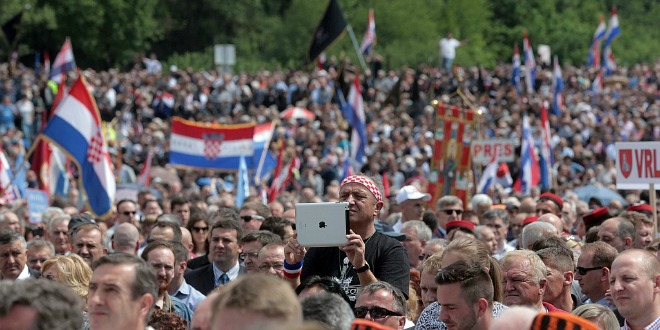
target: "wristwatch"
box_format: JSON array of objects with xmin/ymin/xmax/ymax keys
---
[{"xmin": 355, "ymin": 262, "xmax": 370, "ymax": 273}]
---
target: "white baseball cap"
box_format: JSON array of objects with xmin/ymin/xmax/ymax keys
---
[{"xmin": 395, "ymin": 185, "xmax": 431, "ymax": 204}]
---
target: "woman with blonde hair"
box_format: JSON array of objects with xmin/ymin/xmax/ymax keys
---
[
  {"xmin": 41, "ymin": 254, "xmax": 93, "ymax": 330},
  {"xmin": 572, "ymin": 304, "xmax": 619, "ymax": 330},
  {"xmin": 416, "ymin": 237, "xmax": 506, "ymax": 329}
]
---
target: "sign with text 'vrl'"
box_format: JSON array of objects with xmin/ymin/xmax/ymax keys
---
[{"xmin": 616, "ymin": 142, "xmax": 660, "ymax": 188}]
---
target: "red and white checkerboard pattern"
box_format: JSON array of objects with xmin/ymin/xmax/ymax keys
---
[
  {"xmin": 204, "ymin": 139, "xmax": 222, "ymax": 160},
  {"xmin": 341, "ymin": 175, "xmax": 383, "ymax": 202},
  {"xmin": 87, "ymin": 132, "xmax": 104, "ymax": 163}
]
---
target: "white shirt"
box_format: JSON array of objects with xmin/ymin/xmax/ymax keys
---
[
  {"xmin": 440, "ymin": 38, "xmax": 461, "ymax": 59},
  {"xmin": 17, "ymin": 264, "xmax": 31, "ymax": 280}
]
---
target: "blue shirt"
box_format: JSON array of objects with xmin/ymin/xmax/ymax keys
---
[{"xmin": 173, "ymin": 279, "xmax": 206, "ymax": 312}]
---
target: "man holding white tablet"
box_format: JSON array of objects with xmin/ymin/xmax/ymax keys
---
[{"xmin": 283, "ymin": 174, "xmax": 410, "ymax": 304}]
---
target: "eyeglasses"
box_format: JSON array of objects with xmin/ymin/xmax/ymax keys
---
[
  {"xmin": 354, "ymin": 306, "xmax": 402, "ymax": 319},
  {"xmin": 575, "ymin": 266, "xmax": 602, "ymax": 275},
  {"xmin": 239, "ymin": 252, "xmax": 259, "ymax": 260},
  {"xmin": 442, "ymin": 209, "xmax": 463, "ymax": 215},
  {"xmin": 241, "ymin": 215, "xmax": 265, "ymax": 222},
  {"xmin": 192, "ymin": 226, "xmax": 209, "ymax": 233},
  {"xmin": 258, "ymin": 263, "xmax": 284, "ymax": 271},
  {"xmin": 122, "ymin": 211, "xmax": 137, "ymax": 216}
]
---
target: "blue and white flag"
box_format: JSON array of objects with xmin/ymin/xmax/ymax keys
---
[
  {"xmin": 236, "ymin": 155, "xmax": 249, "ymax": 208},
  {"xmin": 477, "ymin": 146, "xmax": 500, "ymax": 194},
  {"xmin": 552, "ymin": 56, "xmax": 564, "ymax": 116},
  {"xmin": 512, "ymin": 44, "xmax": 521, "ymax": 96}
]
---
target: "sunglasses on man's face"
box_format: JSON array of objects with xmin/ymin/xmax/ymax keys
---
[
  {"xmin": 241, "ymin": 215, "xmax": 265, "ymax": 222},
  {"xmin": 442, "ymin": 209, "xmax": 463, "ymax": 215},
  {"xmin": 575, "ymin": 266, "xmax": 602, "ymax": 276},
  {"xmin": 354, "ymin": 306, "xmax": 402, "ymax": 319}
]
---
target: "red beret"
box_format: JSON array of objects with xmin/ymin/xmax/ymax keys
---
[
  {"xmin": 627, "ymin": 203, "xmax": 653, "ymax": 215},
  {"xmin": 582, "ymin": 207, "xmax": 610, "ymax": 225},
  {"xmin": 446, "ymin": 220, "xmax": 475, "ymax": 232},
  {"xmin": 523, "ymin": 216, "xmax": 538, "ymax": 227},
  {"xmin": 538, "ymin": 192, "xmax": 563, "ymax": 210}
]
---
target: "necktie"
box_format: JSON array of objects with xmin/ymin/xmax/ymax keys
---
[{"xmin": 219, "ymin": 273, "xmax": 229, "ymax": 285}]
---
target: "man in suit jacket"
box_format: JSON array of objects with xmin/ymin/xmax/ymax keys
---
[
  {"xmin": 185, "ymin": 219, "xmax": 246, "ymax": 295},
  {"xmin": 0, "ymin": 230, "xmax": 40, "ymax": 280}
]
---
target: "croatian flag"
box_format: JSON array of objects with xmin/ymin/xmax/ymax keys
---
[
  {"xmin": 341, "ymin": 147, "xmax": 353, "ymax": 181},
  {"xmin": 523, "ymin": 32, "xmax": 536, "ymax": 94},
  {"xmin": 477, "ymin": 145, "xmax": 500, "ymax": 194},
  {"xmin": 40, "ymin": 77, "xmax": 115, "ymax": 216},
  {"xmin": 253, "ymin": 122, "xmax": 277, "ymax": 180},
  {"xmin": 136, "ymin": 148, "xmax": 153, "ymax": 187},
  {"xmin": 347, "ymin": 75, "xmax": 367, "ymax": 164},
  {"xmin": 269, "ymin": 155, "xmax": 300, "ymax": 203},
  {"xmin": 360, "ymin": 9, "xmax": 376, "ymax": 55},
  {"xmin": 592, "ymin": 70, "xmax": 603, "ymax": 96},
  {"xmin": 169, "ymin": 117, "xmax": 255, "ymax": 171},
  {"xmin": 512, "ymin": 43, "xmax": 522, "ymax": 96},
  {"xmin": 31, "ymin": 76, "xmax": 67, "ymax": 196},
  {"xmin": 496, "ymin": 163, "xmax": 513, "ymax": 189},
  {"xmin": 588, "ymin": 16, "xmax": 607, "ymax": 69},
  {"xmin": 603, "ymin": 8, "xmax": 620, "ymax": 76},
  {"xmin": 540, "ymin": 102, "xmax": 554, "ymax": 191},
  {"xmin": 0, "ymin": 146, "xmax": 19, "ymax": 203},
  {"xmin": 515, "ymin": 112, "xmax": 540, "ymax": 195},
  {"xmin": 49, "ymin": 39, "xmax": 76, "ymax": 83},
  {"xmin": 552, "ymin": 56, "xmax": 564, "ymax": 116}
]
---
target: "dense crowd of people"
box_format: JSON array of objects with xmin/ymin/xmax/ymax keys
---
[{"xmin": 0, "ymin": 53, "xmax": 659, "ymax": 330}]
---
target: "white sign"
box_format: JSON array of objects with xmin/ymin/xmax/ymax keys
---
[
  {"xmin": 214, "ymin": 44, "xmax": 236, "ymax": 66},
  {"xmin": 616, "ymin": 142, "xmax": 660, "ymax": 186},
  {"xmin": 471, "ymin": 139, "xmax": 515, "ymax": 165}
]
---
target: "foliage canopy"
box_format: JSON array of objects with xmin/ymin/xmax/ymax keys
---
[{"xmin": 1, "ymin": 0, "xmax": 657, "ymax": 70}]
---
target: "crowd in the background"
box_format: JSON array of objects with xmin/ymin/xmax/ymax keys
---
[{"xmin": 0, "ymin": 54, "xmax": 659, "ymax": 330}]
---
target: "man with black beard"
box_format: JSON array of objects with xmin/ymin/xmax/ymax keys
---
[{"xmin": 141, "ymin": 241, "xmax": 192, "ymax": 325}]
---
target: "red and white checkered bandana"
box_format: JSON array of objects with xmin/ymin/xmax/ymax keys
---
[{"xmin": 340, "ymin": 175, "xmax": 383, "ymax": 202}]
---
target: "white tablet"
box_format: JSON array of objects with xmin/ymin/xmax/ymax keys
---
[{"xmin": 295, "ymin": 202, "xmax": 349, "ymax": 247}]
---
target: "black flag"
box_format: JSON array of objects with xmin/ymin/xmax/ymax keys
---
[
  {"xmin": 2, "ymin": 11, "xmax": 23, "ymax": 48},
  {"xmin": 306, "ymin": 0, "xmax": 347, "ymax": 64}
]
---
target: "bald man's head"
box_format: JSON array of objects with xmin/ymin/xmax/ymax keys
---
[
  {"xmin": 112, "ymin": 223, "xmax": 139, "ymax": 254},
  {"xmin": 538, "ymin": 213, "xmax": 563, "ymax": 234}
]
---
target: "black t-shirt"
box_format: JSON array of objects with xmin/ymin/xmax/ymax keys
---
[{"xmin": 300, "ymin": 231, "xmax": 410, "ymax": 303}]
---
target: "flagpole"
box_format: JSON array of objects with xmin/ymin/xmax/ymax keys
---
[{"xmin": 346, "ymin": 24, "xmax": 368, "ymax": 71}]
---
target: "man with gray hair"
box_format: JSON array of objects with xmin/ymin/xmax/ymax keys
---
[
  {"xmin": 470, "ymin": 194, "xmax": 492, "ymax": 219},
  {"xmin": 26, "ymin": 239, "xmax": 55, "ymax": 272},
  {"xmin": 434, "ymin": 195, "xmax": 463, "ymax": 239},
  {"xmin": 0, "ymin": 230, "xmax": 39, "ymax": 280},
  {"xmin": 354, "ymin": 281, "xmax": 408, "ymax": 330},
  {"xmin": 521, "ymin": 221, "xmax": 559, "ymax": 250},
  {"xmin": 47, "ymin": 214, "xmax": 71, "ymax": 255},
  {"xmin": 0, "ymin": 278, "xmax": 83, "ymax": 329},
  {"xmin": 301, "ymin": 292, "xmax": 354, "ymax": 330},
  {"xmin": 597, "ymin": 217, "xmax": 635, "ymax": 252},
  {"xmin": 401, "ymin": 220, "xmax": 432, "ymax": 269},
  {"xmin": 481, "ymin": 209, "xmax": 514, "ymax": 259},
  {"xmin": 500, "ymin": 250, "xmax": 565, "ymax": 312},
  {"xmin": 112, "ymin": 223, "xmax": 140, "ymax": 255}
]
